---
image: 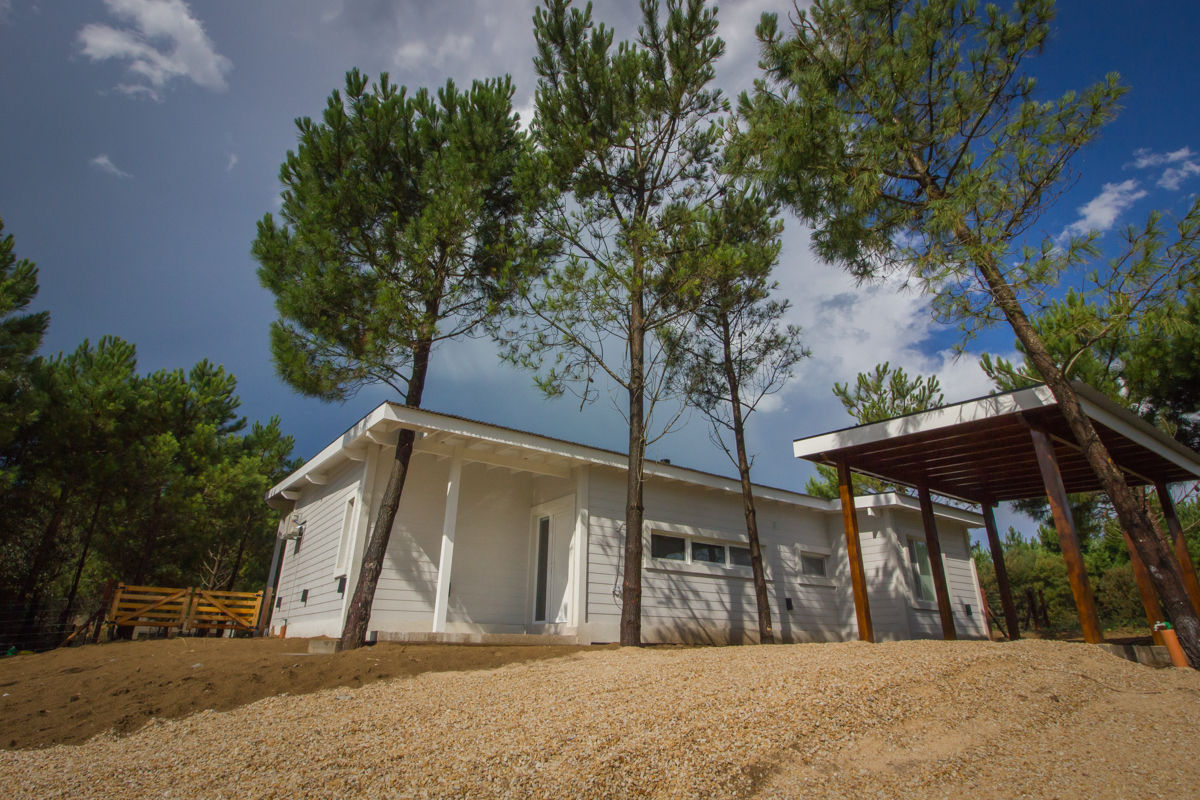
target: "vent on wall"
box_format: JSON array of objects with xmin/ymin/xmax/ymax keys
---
[
  {"xmin": 300, "ymin": 589, "xmax": 309, "ymax": 605},
  {"xmin": 337, "ymin": 576, "xmax": 346, "ymax": 596}
]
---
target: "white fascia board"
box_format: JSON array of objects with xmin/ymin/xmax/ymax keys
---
[
  {"xmin": 792, "ymin": 385, "xmax": 1055, "ymax": 459},
  {"xmin": 380, "ymin": 403, "xmax": 832, "ymax": 510},
  {"xmin": 1074, "ymin": 385, "xmax": 1200, "ymax": 480},
  {"xmin": 266, "ymin": 402, "xmax": 396, "ymax": 502},
  {"xmin": 267, "ymin": 401, "xmax": 834, "ymax": 512},
  {"xmin": 854, "ymin": 492, "xmax": 985, "ymax": 527}
]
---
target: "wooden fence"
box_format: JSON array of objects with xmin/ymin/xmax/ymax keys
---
[{"xmin": 107, "ymin": 584, "xmax": 265, "ymax": 634}]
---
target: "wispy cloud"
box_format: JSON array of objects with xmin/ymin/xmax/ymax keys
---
[
  {"xmin": 226, "ymin": 152, "xmax": 238, "ymax": 172},
  {"xmin": 392, "ymin": 32, "xmax": 474, "ymax": 70},
  {"xmin": 90, "ymin": 153, "xmax": 132, "ymax": 178},
  {"xmin": 1060, "ymin": 179, "xmax": 1147, "ymax": 239},
  {"xmin": 77, "ymin": 0, "xmax": 232, "ymax": 101},
  {"xmin": 1126, "ymin": 146, "xmax": 1200, "ymax": 191}
]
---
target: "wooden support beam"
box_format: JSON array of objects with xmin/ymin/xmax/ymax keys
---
[
  {"xmin": 916, "ymin": 482, "xmax": 957, "ymax": 640},
  {"xmin": 981, "ymin": 502, "xmax": 1021, "ymax": 641},
  {"xmin": 1156, "ymin": 483, "xmax": 1200, "ymax": 617},
  {"xmin": 836, "ymin": 459, "xmax": 873, "ymax": 643},
  {"xmin": 1121, "ymin": 526, "xmax": 1166, "ymax": 645},
  {"xmin": 431, "ymin": 447, "xmax": 464, "ymax": 634},
  {"xmin": 1029, "ymin": 427, "xmax": 1104, "ymax": 644}
]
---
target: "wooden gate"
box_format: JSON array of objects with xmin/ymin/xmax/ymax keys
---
[{"xmin": 107, "ymin": 584, "xmax": 265, "ymax": 634}]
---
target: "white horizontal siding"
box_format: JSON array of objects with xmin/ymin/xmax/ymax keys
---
[
  {"xmin": 586, "ymin": 467, "xmax": 851, "ymax": 644},
  {"xmin": 889, "ymin": 508, "xmax": 988, "ymax": 640},
  {"xmin": 274, "ymin": 460, "xmax": 364, "ymax": 636},
  {"xmin": 367, "ymin": 456, "xmax": 570, "ymax": 634}
]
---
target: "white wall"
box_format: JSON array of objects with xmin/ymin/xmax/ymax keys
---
[
  {"xmin": 584, "ymin": 467, "xmax": 849, "ymax": 645},
  {"xmin": 273, "ymin": 459, "xmax": 364, "ymax": 637},
  {"xmin": 366, "ymin": 453, "xmax": 575, "ymax": 635},
  {"xmin": 887, "ymin": 508, "xmax": 989, "ymax": 640}
]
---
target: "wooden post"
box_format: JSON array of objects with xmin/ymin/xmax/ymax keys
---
[
  {"xmin": 1121, "ymin": 527, "xmax": 1166, "ymax": 645},
  {"xmin": 980, "ymin": 502, "xmax": 1021, "ymax": 641},
  {"xmin": 1155, "ymin": 483, "xmax": 1200, "ymax": 617},
  {"xmin": 432, "ymin": 447, "xmax": 464, "ymax": 634},
  {"xmin": 916, "ymin": 482, "xmax": 957, "ymax": 640},
  {"xmin": 1029, "ymin": 427, "xmax": 1104, "ymax": 643},
  {"xmin": 836, "ymin": 459, "xmax": 873, "ymax": 643}
]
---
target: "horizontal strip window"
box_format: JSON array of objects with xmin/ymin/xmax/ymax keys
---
[{"xmin": 649, "ymin": 533, "xmax": 756, "ymax": 572}]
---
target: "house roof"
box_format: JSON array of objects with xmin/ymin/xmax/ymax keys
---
[
  {"xmin": 267, "ymin": 402, "xmax": 982, "ymax": 525},
  {"xmin": 792, "ymin": 383, "xmax": 1200, "ymax": 504}
]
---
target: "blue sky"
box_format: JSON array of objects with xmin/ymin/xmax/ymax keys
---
[{"xmin": 1, "ymin": 0, "xmax": 1198, "ymax": 540}]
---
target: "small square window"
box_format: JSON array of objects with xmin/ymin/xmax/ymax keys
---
[
  {"xmin": 651, "ymin": 533, "xmax": 686, "ymax": 561},
  {"xmin": 801, "ymin": 553, "xmax": 827, "ymax": 577},
  {"xmin": 730, "ymin": 546, "xmax": 753, "ymax": 567},
  {"xmin": 691, "ymin": 542, "xmax": 726, "ymax": 565}
]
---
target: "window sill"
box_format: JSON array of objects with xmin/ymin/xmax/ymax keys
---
[
  {"xmin": 796, "ymin": 575, "xmax": 835, "ymax": 588},
  {"xmin": 645, "ymin": 558, "xmax": 772, "ymax": 582},
  {"xmin": 910, "ymin": 599, "xmax": 938, "ymax": 612}
]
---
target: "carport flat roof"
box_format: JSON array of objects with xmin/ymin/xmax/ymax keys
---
[{"xmin": 792, "ymin": 383, "xmax": 1200, "ymax": 504}]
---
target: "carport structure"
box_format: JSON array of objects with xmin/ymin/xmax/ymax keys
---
[{"xmin": 792, "ymin": 383, "xmax": 1200, "ymax": 644}]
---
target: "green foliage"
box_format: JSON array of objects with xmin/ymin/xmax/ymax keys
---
[
  {"xmin": 804, "ymin": 363, "xmax": 943, "ymax": 497},
  {"xmin": 665, "ymin": 188, "xmax": 807, "ymax": 460},
  {"xmin": 832, "ymin": 363, "xmax": 944, "ymax": 425},
  {"xmin": 500, "ymin": 0, "xmax": 729, "ymax": 408},
  {"xmin": 0, "ymin": 336, "xmax": 295, "ymax": 649},
  {"xmin": 0, "ymin": 218, "xmax": 49, "ymax": 484},
  {"xmin": 737, "ymin": 0, "xmax": 1122, "ymax": 344},
  {"xmin": 255, "ymin": 69, "xmax": 538, "ymax": 403}
]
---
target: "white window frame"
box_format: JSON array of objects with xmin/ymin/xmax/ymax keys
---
[
  {"xmin": 644, "ymin": 523, "xmax": 762, "ymax": 579},
  {"xmin": 907, "ymin": 537, "xmax": 938, "ymax": 608},
  {"xmin": 333, "ymin": 495, "xmax": 357, "ymax": 576}
]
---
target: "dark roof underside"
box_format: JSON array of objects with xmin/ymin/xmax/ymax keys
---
[{"xmin": 799, "ymin": 389, "xmax": 1200, "ymax": 504}]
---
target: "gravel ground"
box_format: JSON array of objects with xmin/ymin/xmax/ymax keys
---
[{"xmin": 2, "ymin": 639, "xmax": 1198, "ymax": 799}]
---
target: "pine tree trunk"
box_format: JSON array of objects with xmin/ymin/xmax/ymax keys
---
[
  {"xmin": 909, "ymin": 158, "xmax": 1200, "ymax": 668},
  {"xmin": 719, "ymin": 314, "xmax": 775, "ymax": 644},
  {"xmin": 339, "ymin": 336, "xmax": 433, "ymax": 650},
  {"xmin": 975, "ymin": 256, "xmax": 1200, "ymax": 666},
  {"xmin": 59, "ymin": 495, "xmax": 104, "ymax": 631},
  {"xmin": 620, "ymin": 278, "xmax": 646, "ymax": 647}
]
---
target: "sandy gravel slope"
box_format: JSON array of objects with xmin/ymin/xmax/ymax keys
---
[{"xmin": 2, "ymin": 639, "xmax": 1197, "ymax": 799}]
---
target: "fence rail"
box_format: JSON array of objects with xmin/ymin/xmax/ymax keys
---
[{"xmin": 108, "ymin": 584, "xmax": 265, "ymax": 634}]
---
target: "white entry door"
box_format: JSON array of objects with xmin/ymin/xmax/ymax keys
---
[{"xmin": 531, "ymin": 496, "xmax": 575, "ymax": 624}]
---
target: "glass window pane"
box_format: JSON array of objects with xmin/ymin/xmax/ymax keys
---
[
  {"xmin": 730, "ymin": 546, "xmax": 753, "ymax": 567},
  {"xmin": 692, "ymin": 542, "xmax": 726, "ymax": 564},
  {"xmin": 908, "ymin": 539, "xmax": 935, "ymax": 602},
  {"xmin": 801, "ymin": 553, "xmax": 827, "ymax": 577},
  {"xmin": 535, "ymin": 517, "xmax": 550, "ymax": 620},
  {"xmin": 651, "ymin": 534, "xmax": 686, "ymax": 560}
]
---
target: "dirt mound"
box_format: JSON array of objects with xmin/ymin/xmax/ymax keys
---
[
  {"xmin": 1, "ymin": 639, "xmax": 1198, "ymax": 798},
  {"xmin": 0, "ymin": 637, "xmax": 598, "ymax": 749}
]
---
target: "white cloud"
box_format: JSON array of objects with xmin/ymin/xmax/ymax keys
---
[
  {"xmin": 226, "ymin": 152, "xmax": 238, "ymax": 172},
  {"xmin": 1128, "ymin": 146, "xmax": 1194, "ymax": 169},
  {"xmin": 77, "ymin": 0, "xmax": 231, "ymax": 100},
  {"xmin": 1125, "ymin": 146, "xmax": 1200, "ymax": 191},
  {"xmin": 90, "ymin": 153, "xmax": 132, "ymax": 178},
  {"xmin": 1158, "ymin": 161, "xmax": 1200, "ymax": 191},
  {"xmin": 393, "ymin": 32, "xmax": 474, "ymax": 70},
  {"xmin": 1060, "ymin": 179, "xmax": 1147, "ymax": 239}
]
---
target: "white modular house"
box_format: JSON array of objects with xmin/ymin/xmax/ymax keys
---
[{"xmin": 265, "ymin": 403, "xmax": 988, "ymax": 644}]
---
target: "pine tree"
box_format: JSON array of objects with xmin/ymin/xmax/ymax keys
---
[
  {"xmin": 254, "ymin": 70, "xmax": 539, "ymax": 649},
  {"xmin": 738, "ymin": 0, "xmax": 1200, "ymax": 664},
  {"xmin": 502, "ymin": 0, "xmax": 728, "ymax": 645}
]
